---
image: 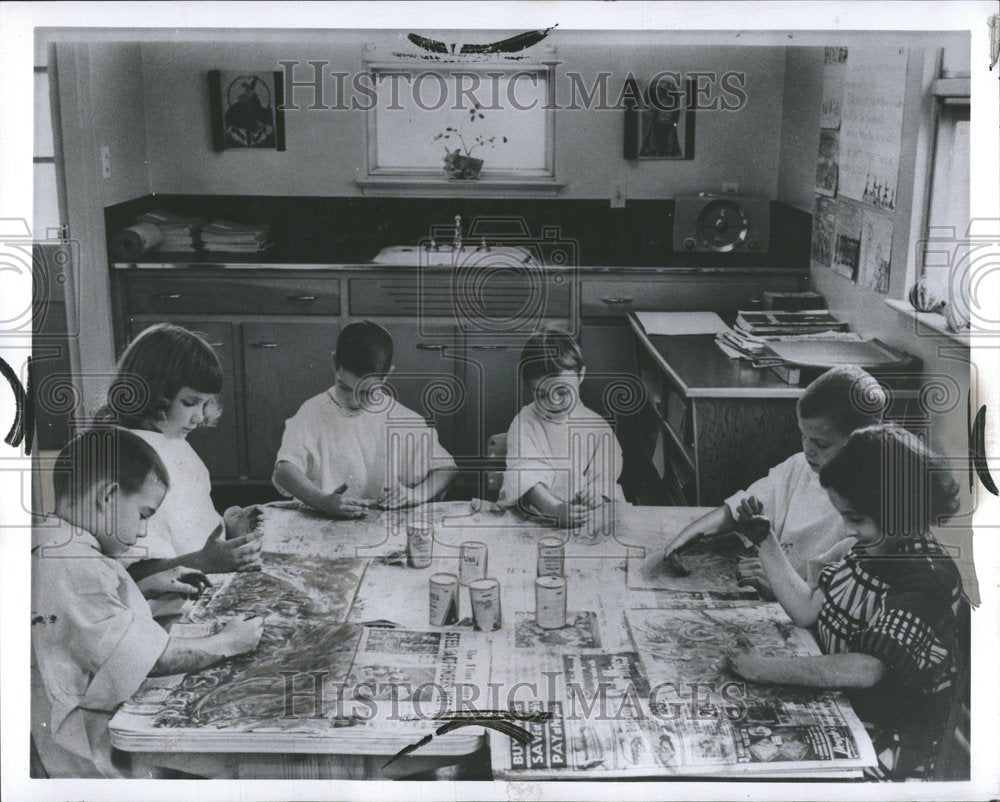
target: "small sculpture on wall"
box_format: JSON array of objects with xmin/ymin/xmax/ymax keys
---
[{"xmin": 209, "ymin": 70, "xmax": 286, "ymax": 151}]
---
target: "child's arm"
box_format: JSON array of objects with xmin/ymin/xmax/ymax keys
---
[
  {"xmin": 379, "ymin": 466, "xmax": 458, "ymax": 509},
  {"xmin": 149, "ymin": 616, "xmax": 264, "ymax": 676},
  {"xmin": 663, "ymin": 505, "xmax": 737, "ymax": 557},
  {"xmin": 524, "ymin": 484, "xmax": 590, "ymax": 528},
  {"xmin": 756, "ymin": 530, "xmax": 825, "ymax": 627},
  {"xmin": 729, "ymin": 651, "xmax": 887, "ymax": 689},
  {"xmin": 126, "ymin": 524, "xmax": 262, "ymax": 580},
  {"xmin": 272, "ymin": 461, "xmax": 370, "ymax": 519}
]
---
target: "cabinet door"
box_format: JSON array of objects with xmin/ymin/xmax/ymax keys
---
[
  {"xmin": 243, "ymin": 321, "xmax": 340, "ymax": 479},
  {"xmin": 579, "ymin": 321, "xmax": 640, "ymax": 421},
  {"xmin": 128, "ymin": 320, "xmax": 241, "ymax": 479},
  {"xmin": 459, "ymin": 336, "xmax": 533, "ymax": 457},
  {"xmin": 377, "ymin": 322, "xmax": 466, "ymax": 459}
]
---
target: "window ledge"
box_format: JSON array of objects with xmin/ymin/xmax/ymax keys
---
[
  {"xmin": 356, "ymin": 177, "xmax": 563, "ymax": 198},
  {"xmin": 884, "ymin": 298, "xmax": 968, "ymax": 344}
]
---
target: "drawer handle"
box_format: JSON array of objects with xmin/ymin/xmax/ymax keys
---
[
  {"xmin": 151, "ymin": 293, "xmax": 182, "ymax": 300},
  {"xmin": 601, "ymin": 296, "xmax": 634, "ymax": 305},
  {"xmin": 287, "ymin": 294, "xmax": 318, "ymax": 302},
  {"xmin": 191, "ymin": 331, "xmax": 224, "ymax": 348},
  {"xmin": 250, "ymin": 342, "xmax": 280, "ymax": 349},
  {"xmin": 470, "ymin": 344, "xmax": 509, "ymax": 351},
  {"xmin": 416, "ymin": 343, "xmax": 447, "ymax": 351}
]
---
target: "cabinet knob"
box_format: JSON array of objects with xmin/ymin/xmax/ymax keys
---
[
  {"xmin": 601, "ymin": 297, "xmax": 634, "ymax": 305},
  {"xmin": 287, "ymin": 295, "xmax": 318, "ymax": 302},
  {"xmin": 415, "ymin": 343, "xmax": 447, "ymax": 351},
  {"xmin": 250, "ymin": 342, "xmax": 280, "ymax": 349}
]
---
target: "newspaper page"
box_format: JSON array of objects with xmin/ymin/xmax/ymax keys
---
[{"xmin": 491, "ymin": 603, "xmax": 876, "ymax": 778}]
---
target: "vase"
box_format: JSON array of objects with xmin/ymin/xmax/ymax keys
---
[{"xmin": 443, "ymin": 153, "xmax": 484, "ymax": 180}]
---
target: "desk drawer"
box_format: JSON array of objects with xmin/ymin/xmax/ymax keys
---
[
  {"xmin": 127, "ymin": 277, "xmax": 341, "ymax": 315},
  {"xmin": 581, "ymin": 276, "xmax": 798, "ymax": 317}
]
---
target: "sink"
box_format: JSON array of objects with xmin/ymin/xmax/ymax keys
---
[{"xmin": 373, "ymin": 244, "xmax": 536, "ymax": 268}]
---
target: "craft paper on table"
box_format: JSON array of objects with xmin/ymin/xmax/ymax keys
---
[
  {"xmin": 626, "ymin": 535, "xmax": 756, "ymax": 595},
  {"xmin": 858, "ymin": 210, "xmax": 894, "ymax": 293},
  {"xmin": 814, "ymin": 130, "xmax": 839, "ymax": 197},
  {"xmin": 634, "ymin": 311, "xmax": 727, "ymax": 337},
  {"xmin": 811, "ymin": 196, "xmax": 836, "ymax": 266},
  {"xmin": 820, "ymin": 47, "xmax": 848, "ymax": 129},
  {"xmin": 832, "ymin": 200, "xmax": 863, "ymax": 279},
  {"xmin": 838, "ymin": 47, "xmax": 907, "ymax": 210}
]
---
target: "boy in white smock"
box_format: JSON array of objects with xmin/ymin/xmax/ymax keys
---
[
  {"xmin": 31, "ymin": 429, "xmax": 263, "ymax": 777},
  {"xmin": 273, "ymin": 321, "xmax": 457, "ymax": 517},
  {"xmin": 498, "ymin": 326, "xmax": 625, "ymax": 536}
]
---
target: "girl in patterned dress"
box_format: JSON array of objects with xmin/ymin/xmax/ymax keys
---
[{"xmin": 728, "ymin": 424, "xmax": 966, "ymax": 779}]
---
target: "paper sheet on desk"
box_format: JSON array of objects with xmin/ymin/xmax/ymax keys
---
[{"xmin": 635, "ymin": 311, "xmax": 727, "ymax": 336}]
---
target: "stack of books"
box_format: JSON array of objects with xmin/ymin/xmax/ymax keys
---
[
  {"xmin": 734, "ymin": 310, "xmax": 849, "ymax": 337},
  {"xmin": 716, "ymin": 328, "xmax": 861, "ymax": 361},
  {"xmin": 200, "ymin": 220, "xmax": 271, "ymax": 253},
  {"xmin": 135, "ymin": 210, "xmax": 206, "ymax": 252}
]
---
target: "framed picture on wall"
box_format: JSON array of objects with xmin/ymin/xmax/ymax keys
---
[
  {"xmin": 208, "ymin": 70, "xmax": 286, "ymax": 151},
  {"xmin": 624, "ymin": 75, "xmax": 695, "ymax": 160}
]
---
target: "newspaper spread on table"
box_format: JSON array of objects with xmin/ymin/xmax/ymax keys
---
[{"xmin": 491, "ymin": 602, "xmax": 876, "ymax": 778}]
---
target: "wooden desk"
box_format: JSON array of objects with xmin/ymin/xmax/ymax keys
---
[
  {"xmin": 627, "ymin": 314, "xmax": 922, "ymax": 506},
  {"xmin": 109, "ymin": 502, "xmax": 874, "ymax": 780}
]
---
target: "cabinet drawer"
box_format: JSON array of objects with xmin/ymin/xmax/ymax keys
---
[
  {"xmin": 128, "ymin": 277, "xmax": 340, "ymax": 315},
  {"xmin": 580, "ymin": 276, "xmax": 799, "ymax": 317},
  {"xmin": 349, "ymin": 275, "xmax": 571, "ymax": 319}
]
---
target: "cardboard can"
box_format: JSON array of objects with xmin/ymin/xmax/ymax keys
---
[
  {"xmin": 406, "ymin": 522, "xmax": 434, "ymax": 568},
  {"xmin": 429, "ymin": 573, "xmax": 459, "ymax": 626},
  {"xmin": 459, "ymin": 541, "xmax": 488, "ymax": 585},
  {"xmin": 537, "ymin": 536, "xmax": 565, "ymax": 577},
  {"xmin": 535, "ymin": 575, "xmax": 567, "ymax": 629},
  {"xmin": 469, "ymin": 578, "xmax": 502, "ymax": 632}
]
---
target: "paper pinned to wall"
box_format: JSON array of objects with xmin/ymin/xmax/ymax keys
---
[
  {"xmin": 811, "ymin": 196, "xmax": 836, "ymax": 266},
  {"xmin": 820, "ymin": 47, "xmax": 848, "ymax": 129},
  {"xmin": 838, "ymin": 47, "xmax": 907, "ymax": 210},
  {"xmin": 815, "ymin": 130, "xmax": 839, "ymax": 197},
  {"xmin": 832, "ymin": 200, "xmax": 862, "ymax": 280},
  {"xmin": 858, "ymin": 210, "xmax": 894, "ymax": 293}
]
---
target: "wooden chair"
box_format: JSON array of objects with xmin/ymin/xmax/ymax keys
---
[{"xmin": 931, "ymin": 596, "xmax": 971, "ymax": 780}]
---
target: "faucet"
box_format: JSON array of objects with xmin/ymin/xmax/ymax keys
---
[{"xmin": 453, "ymin": 215, "xmax": 462, "ymax": 250}]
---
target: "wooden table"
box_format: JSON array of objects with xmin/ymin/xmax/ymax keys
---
[{"xmin": 110, "ymin": 501, "xmax": 874, "ymax": 780}]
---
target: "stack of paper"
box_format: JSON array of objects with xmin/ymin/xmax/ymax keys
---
[
  {"xmin": 135, "ymin": 210, "xmax": 206, "ymax": 252},
  {"xmin": 201, "ymin": 219, "xmax": 271, "ymax": 253},
  {"xmin": 716, "ymin": 328, "xmax": 862, "ymax": 361},
  {"xmin": 734, "ymin": 310, "xmax": 848, "ymax": 336}
]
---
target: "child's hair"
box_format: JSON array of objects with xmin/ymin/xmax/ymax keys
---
[
  {"xmin": 53, "ymin": 427, "xmax": 169, "ymax": 502},
  {"xmin": 797, "ymin": 365, "xmax": 888, "ymax": 434},
  {"xmin": 519, "ymin": 326, "xmax": 584, "ymax": 386},
  {"xmin": 819, "ymin": 423, "xmax": 960, "ymax": 535},
  {"xmin": 95, "ymin": 323, "xmax": 223, "ymax": 429},
  {"xmin": 334, "ymin": 321, "xmax": 394, "ymax": 377}
]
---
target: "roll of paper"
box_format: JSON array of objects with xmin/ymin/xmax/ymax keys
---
[{"xmin": 111, "ymin": 223, "xmax": 163, "ymax": 259}]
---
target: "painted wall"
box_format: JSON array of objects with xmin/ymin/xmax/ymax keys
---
[{"xmin": 140, "ymin": 35, "xmax": 786, "ymax": 200}]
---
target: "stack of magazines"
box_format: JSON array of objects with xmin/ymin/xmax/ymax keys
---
[
  {"xmin": 200, "ymin": 220, "xmax": 271, "ymax": 253},
  {"xmin": 717, "ymin": 309, "xmax": 857, "ymax": 361},
  {"xmin": 135, "ymin": 210, "xmax": 206, "ymax": 252}
]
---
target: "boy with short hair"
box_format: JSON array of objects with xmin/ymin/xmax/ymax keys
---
[
  {"xmin": 661, "ymin": 365, "xmax": 888, "ymax": 584},
  {"xmin": 31, "ymin": 428, "xmax": 263, "ymax": 777},
  {"xmin": 272, "ymin": 320, "xmax": 457, "ymax": 518},
  {"xmin": 498, "ymin": 326, "xmax": 625, "ymax": 534}
]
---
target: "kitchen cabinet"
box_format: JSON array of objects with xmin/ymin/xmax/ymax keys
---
[{"xmin": 242, "ymin": 321, "xmax": 339, "ymax": 479}]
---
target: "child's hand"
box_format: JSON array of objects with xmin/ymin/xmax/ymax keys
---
[
  {"xmin": 217, "ymin": 615, "xmax": 265, "ymax": 657},
  {"xmin": 572, "ymin": 483, "xmax": 605, "ymax": 510},
  {"xmin": 200, "ymin": 524, "xmax": 263, "ymax": 573},
  {"xmin": 318, "ymin": 483, "xmax": 371, "ymax": 519},
  {"xmin": 223, "ymin": 505, "xmax": 263, "ymax": 540},
  {"xmin": 724, "ymin": 650, "xmax": 772, "ymax": 684},
  {"xmin": 557, "ymin": 500, "xmax": 590, "ymax": 529},
  {"xmin": 137, "ymin": 566, "xmax": 211, "ymax": 598},
  {"xmin": 376, "ymin": 482, "xmax": 421, "ymax": 510},
  {"xmin": 572, "ymin": 501, "xmax": 616, "ymax": 543},
  {"xmin": 736, "ymin": 556, "xmax": 775, "ymax": 599},
  {"xmin": 736, "ymin": 496, "xmax": 771, "ymax": 546}
]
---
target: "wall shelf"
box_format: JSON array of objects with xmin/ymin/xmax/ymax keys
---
[
  {"xmin": 356, "ymin": 177, "xmax": 563, "ymax": 198},
  {"xmin": 884, "ymin": 298, "xmax": 968, "ymax": 344}
]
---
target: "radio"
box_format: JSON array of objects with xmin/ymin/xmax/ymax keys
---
[{"xmin": 673, "ymin": 194, "xmax": 770, "ymax": 254}]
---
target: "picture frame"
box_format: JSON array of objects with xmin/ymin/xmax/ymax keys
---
[
  {"xmin": 208, "ymin": 70, "xmax": 286, "ymax": 151},
  {"xmin": 623, "ymin": 75, "xmax": 696, "ymax": 160}
]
